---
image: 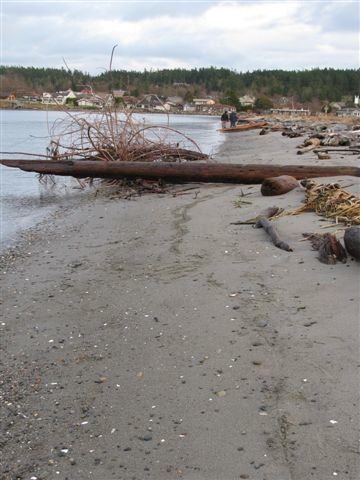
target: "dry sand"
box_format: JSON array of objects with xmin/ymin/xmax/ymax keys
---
[{"xmin": 1, "ymin": 131, "xmax": 359, "ymax": 480}]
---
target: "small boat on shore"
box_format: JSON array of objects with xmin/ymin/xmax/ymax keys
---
[{"xmin": 219, "ymin": 121, "xmax": 268, "ymax": 133}]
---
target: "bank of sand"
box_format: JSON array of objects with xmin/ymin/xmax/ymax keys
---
[{"xmin": 1, "ymin": 131, "xmax": 359, "ymax": 480}]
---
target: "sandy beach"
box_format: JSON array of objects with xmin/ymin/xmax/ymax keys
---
[{"xmin": 1, "ymin": 131, "xmax": 359, "ymax": 480}]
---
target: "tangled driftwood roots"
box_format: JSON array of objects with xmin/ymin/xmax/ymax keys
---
[{"xmin": 303, "ymin": 233, "xmax": 347, "ymax": 264}]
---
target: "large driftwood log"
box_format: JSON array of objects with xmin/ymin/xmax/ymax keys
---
[
  {"xmin": 255, "ymin": 217, "xmax": 293, "ymax": 252},
  {"xmin": 261, "ymin": 175, "xmax": 298, "ymax": 196},
  {"xmin": 1, "ymin": 159, "xmax": 360, "ymax": 184},
  {"xmin": 344, "ymin": 227, "xmax": 360, "ymax": 260}
]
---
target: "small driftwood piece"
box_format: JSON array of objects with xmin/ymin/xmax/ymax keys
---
[
  {"xmin": 344, "ymin": 227, "xmax": 360, "ymax": 260},
  {"xmin": 317, "ymin": 152, "xmax": 331, "ymax": 160},
  {"xmin": 231, "ymin": 206, "xmax": 292, "ymax": 251},
  {"xmin": 231, "ymin": 206, "xmax": 283, "ymax": 225},
  {"xmin": 297, "ymin": 138, "xmax": 321, "ymax": 155},
  {"xmin": 261, "ymin": 175, "xmax": 298, "ymax": 196},
  {"xmin": 255, "ymin": 217, "xmax": 293, "ymax": 252},
  {"xmin": 303, "ymin": 233, "xmax": 347, "ymax": 264}
]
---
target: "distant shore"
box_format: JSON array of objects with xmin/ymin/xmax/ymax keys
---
[
  {"xmin": 1, "ymin": 101, "xmax": 356, "ymax": 126},
  {"xmin": 0, "ymin": 99, "xmax": 216, "ymax": 115}
]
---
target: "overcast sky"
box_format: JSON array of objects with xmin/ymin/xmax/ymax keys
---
[{"xmin": 2, "ymin": 1, "xmax": 359, "ymax": 73}]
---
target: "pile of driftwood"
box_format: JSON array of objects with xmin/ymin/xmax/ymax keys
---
[
  {"xmin": 232, "ymin": 177, "xmax": 360, "ymax": 264},
  {"xmin": 259, "ymin": 118, "xmax": 360, "ymax": 159},
  {"xmin": 290, "ymin": 180, "xmax": 360, "ymax": 225}
]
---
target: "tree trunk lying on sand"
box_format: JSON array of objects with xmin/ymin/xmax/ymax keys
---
[
  {"xmin": 1, "ymin": 159, "xmax": 360, "ymax": 184},
  {"xmin": 261, "ymin": 175, "xmax": 299, "ymax": 196},
  {"xmin": 344, "ymin": 227, "xmax": 360, "ymax": 261}
]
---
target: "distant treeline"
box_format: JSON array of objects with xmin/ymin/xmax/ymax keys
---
[{"xmin": 1, "ymin": 66, "xmax": 359, "ymax": 102}]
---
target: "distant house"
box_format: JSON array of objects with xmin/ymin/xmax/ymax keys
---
[
  {"xmin": 166, "ymin": 96, "xmax": 183, "ymax": 105},
  {"xmin": 212, "ymin": 103, "xmax": 234, "ymax": 114},
  {"xmin": 193, "ymin": 98, "xmax": 216, "ymax": 112},
  {"xmin": 329, "ymin": 102, "xmax": 345, "ymax": 111},
  {"xmin": 336, "ymin": 107, "xmax": 360, "ymax": 117},
  {"xmin": 113, "ymin": 89, "xmax": 126, "ymax": 98},
  {"xmin": 42, "ymin": 89, "xmax": 77, "ymax": 105},
  {"xmin": 138, "ymin": 94, "xmax": 169, "ymax": 111},
  {"xmin": 19, "ymin": 94, "xmax": 41, "ymax": 103},
  {"xmin": 183, "ymin": 103, "xmax": 196, "ymax": 112},
  {"xmin": 270, "ymin": 108, "xmax": 311, "ymax": 116},
  {"xmin": 122, "ymin": 96, "xmax": 138, "ymax": 108},
  {"xmin": 77, "ymin": 95, "xmax": 103, "ymax": 108},
  {"xmin": 354, "ymin": 95, "xmax": 359, "ymax": 105},
  {"xmin": 42, "ymin": 92, "xmax": 61, "ymax": 105},
  {"xmin": 239, "ymin": 94, "xmax": 256, "ymax": 107},
  {"xmin": 193, "ymin": 98, "xmax": 215, "ymax": 106}
]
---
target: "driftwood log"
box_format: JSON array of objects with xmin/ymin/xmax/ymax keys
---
[
  {"xmin": 303, "ymin": 233, "xmax": 347, "ymax": 264},
  {"xmin": 232, "ymin": 206, "xmax": 292, "ymax": 252},
  {"xmin": 261, "ymin": 175, "xmax": 298, "ymax": 196},
  {"xmin": 255, "ymin": 217, "xmax": 293, "ymax": 252},
  {"xmin": 344, "ymin": 227, "xmax": 360, "ymax": 260},
  {"xmin": 1, "ymin": 159, "xmax": 360, "ymax": 184}
]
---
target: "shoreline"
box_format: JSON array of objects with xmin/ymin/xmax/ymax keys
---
[{"xmin": 1, "ymin": 131, "xmax": 359, "ymax": 479}]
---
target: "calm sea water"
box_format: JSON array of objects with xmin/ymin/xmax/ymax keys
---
[{"xmin": 0, "ymin": 110, "xmax": 223, "ymax": 248}]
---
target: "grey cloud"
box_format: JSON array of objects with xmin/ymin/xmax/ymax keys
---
[{"xmin": 2, "ymin": 1, "xmax": 359, "ymax": 72}]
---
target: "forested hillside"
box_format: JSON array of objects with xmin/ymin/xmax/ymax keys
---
[{"xmin": 1, "ymin": 66, "xmax": 358, "ymax": 103}]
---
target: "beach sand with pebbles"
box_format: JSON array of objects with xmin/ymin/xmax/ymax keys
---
[{"xmin": 1, "ymin": 130, "xmax": 359, "ymax": 480}]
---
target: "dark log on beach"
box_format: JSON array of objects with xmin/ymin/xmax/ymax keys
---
[
  {"xmin": 255, "ymin": 217, "xmax": 293, "ymax": 252},
  {"xmin": 261, "ymin": 175, "xmax": 298, "ymax": 196},
  {"xmin": 344, "ymin": 227, "xmax": 360, "ymax": 261},
  {"xmin": 1, "ymin": 159, "xmax": 360, "ymax": 184}
]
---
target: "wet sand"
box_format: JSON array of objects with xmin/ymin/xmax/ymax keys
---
[{"xmin": 1, "ymin": 131, "xmax": 359, "ymax": 480}]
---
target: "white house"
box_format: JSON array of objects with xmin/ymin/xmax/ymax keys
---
[
  {"xmin": 336, "ymin": 108, "xmax": 360, "ymax": 117},
  {"xmin": 113, "ymin": 89, "xmax": 126, "ymax": 98},
  {"xmin": 193, "ymin": 98, "xmax": 215, "ymax": 106},
  {"xmin": 270, "ymin": 108, "xmax": 311, "ymax": 116},
  {"xmin": 354, "ymin": 95, "xmax": 359, "ymax": 105},
  {"xmin": 167, "ymin": 96, "xmax": 183, "ymax": 105},
  {"xmin": 42, "ymin": 89, "xmax": 77, "ymax": 105},
  {"xmin": 183, "ymin": 103, "xmax": 196, "ymax": 112},
  {"xmin": 78, "ymin": 95, "xmax": 103, "ymax": 108},
  {"xmin": 239, "ymin": 94, "xmax": 256, "ymax": 107}
]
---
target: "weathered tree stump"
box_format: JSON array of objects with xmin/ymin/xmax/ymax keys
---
[
  {"xmin": 261, "ymin": 175, "xmax": 298, "ymax": 196},
  {"xmin": 303, "ymin": 233, "xmax": 347, "ymax": 264}
]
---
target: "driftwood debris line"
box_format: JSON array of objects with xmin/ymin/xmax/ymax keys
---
[{"xmin": 1, "ymin": 159, "xmax": 360, "ymax": 184}]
